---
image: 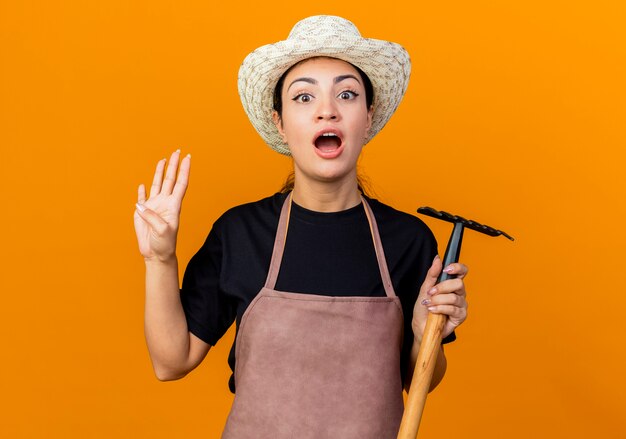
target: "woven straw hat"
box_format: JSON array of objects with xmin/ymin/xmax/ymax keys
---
[{"xmin": 238, "ymin": 15, "xmax": 411, "ymax": 155}]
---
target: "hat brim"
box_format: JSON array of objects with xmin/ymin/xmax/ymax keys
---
[{"xmin": 238, "ymin": 34, "xmax": 411, "ymax": 155}]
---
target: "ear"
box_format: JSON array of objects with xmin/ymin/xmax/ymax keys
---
[
  {"xmin": 365, "ymin": 105, "xmax": 374, "ymax": 136},
  {"xmin": 272, "ymin": 110, "xmax": 288, "ymax": 143}
]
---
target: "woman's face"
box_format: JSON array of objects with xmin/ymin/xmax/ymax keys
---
[{"xmin": 273, "ymin": 57, "xmax": 373, "ymax": 187}]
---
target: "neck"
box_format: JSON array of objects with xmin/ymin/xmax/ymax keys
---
[{"xmin": 291, "ymin": 173, "xmax": 362, "ymax": 212}]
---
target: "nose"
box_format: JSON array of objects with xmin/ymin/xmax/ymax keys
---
[
  {"xmin": 316, "ymin": 98, "xmax": 339, "ymax": 121},
  {"xmin": 317, "ymin": 112, "xmax": 337, "ymax": 120}
]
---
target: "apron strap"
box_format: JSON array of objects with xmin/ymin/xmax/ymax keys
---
[
  {"xmin": 264, "ymin": 191, "xmax": 294, "ymax": 290},
  {"xmin": 360, "ymin": 194, "xmax": 396, "ymax": 298},
  {"xmin": 264, "ymin": 191, "xmax": 397, "ymax": 298}
]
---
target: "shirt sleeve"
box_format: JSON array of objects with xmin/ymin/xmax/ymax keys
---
[
  {"xmin": 179, "ymin": 220, "xmax": 237, "ymax": 346},
  {"xmin": 442, "ymin": 331, "xmax": 457, "ymax": 344}
]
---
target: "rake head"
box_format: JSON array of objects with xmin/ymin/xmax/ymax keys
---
[{"xmin": 417, "ymin": 207, "xmax": 514, "ymax": 241}]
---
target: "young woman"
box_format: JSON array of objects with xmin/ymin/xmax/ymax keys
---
[{"xmin": 134, "ymin": 15, "xmax": 468, "ymax": 438}]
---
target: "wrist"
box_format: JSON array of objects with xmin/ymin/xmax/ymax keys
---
[
  {"xmin": 144, "ymin": 254, "xmax": 178, "ymax": 267},
  {"xmin": 412, "ymin": 328, "xmax": 423, "ymax": 346}
]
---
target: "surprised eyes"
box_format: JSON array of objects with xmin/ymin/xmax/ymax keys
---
[
  {"xmin": 291, "ymin": 90, "xmax": 360, "ymax": 103},
  {"xmin": 293, "ymin": 93, "xmax": 313, "ymax": 103},
  {"xmin": 338, "ymin": 91, "xmax": 358, "ymax": 100}
]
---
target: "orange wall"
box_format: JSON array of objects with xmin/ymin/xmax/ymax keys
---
[{"xmin": 1, "ymin": 1, "xmax": 625, "ymax": 437}]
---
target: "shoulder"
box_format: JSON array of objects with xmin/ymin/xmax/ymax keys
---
[
  {"xmin": 364, "ymin": 196, "xmax": 436, "ymax": 248},
  {"xmin": 212, "ymin": 192, "xmax": 289, "ymax": 235}
]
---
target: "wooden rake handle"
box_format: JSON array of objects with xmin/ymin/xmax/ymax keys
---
[
  {"xmin": 396, "ymin": 312, "xmax": 446, "ymax": 439},
  {"xmin": 397, "ymin": 220, "xmax": 464, "ymax": 439}
]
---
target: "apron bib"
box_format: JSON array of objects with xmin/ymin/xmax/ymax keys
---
[{"xmin": 222, "ymin": 192, "xmax": 405, "ymax": 439}]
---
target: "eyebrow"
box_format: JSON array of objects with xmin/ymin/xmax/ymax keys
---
[
  {"xmin": 286, "ymin": 74, "xmax": 362, "ymax": 92},
  {"xmin": 287, "ymin": 77, "xmax": 317, "ymax": 91},
  {"xmin": 334, "ymin": 74, "xmax": 361, "ymax": 85}
]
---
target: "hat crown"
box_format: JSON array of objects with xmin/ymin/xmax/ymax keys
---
[{"xmin": 287, "ymin": 15, "xmax": 361, "ymax": 40}]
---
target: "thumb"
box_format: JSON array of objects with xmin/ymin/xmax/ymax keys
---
[
  {"xmin": 420, "ymin": 255, "xmax": 442, "ymax": 295},
  {"xmin": 135, "ymin": 203, "xmax": 169, "ymax": 235}
]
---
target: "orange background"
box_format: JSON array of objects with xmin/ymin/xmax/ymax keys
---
[{"xmin": 1, "ymin": 1, "xmax": 625, "ymax": 437}]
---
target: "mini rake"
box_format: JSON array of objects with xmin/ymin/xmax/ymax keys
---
[{"xmin": 397, "ymin": 207, "xmax": 514, "ymax": 439}]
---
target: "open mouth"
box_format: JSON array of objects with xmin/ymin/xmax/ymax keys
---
[{"xmin": 314, "ymin": 131, "xmax": 343, "ymax": 153}]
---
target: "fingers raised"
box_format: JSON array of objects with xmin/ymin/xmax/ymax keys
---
[
  {"xmin": 146, "ymin": 150, "xmax": 189, "ymax": 200},
  {"xmin": 172, "ymin": 153, "xmax": 191, "ymax": 201},
  {"xmin": 150, "ymin": 159, "xmax": 167, "ymax": 198},
  {"xmin": 161, "ymin": 149, "xmax": 181, "ymax": 195},
  {"xmin": 138, "ymin": 183, "xmax": 146, "ymax": 204}
]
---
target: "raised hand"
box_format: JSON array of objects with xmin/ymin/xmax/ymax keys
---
[{"xmin": 133, "ymin": 149, "xmax": 191, "ymax": 262}]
